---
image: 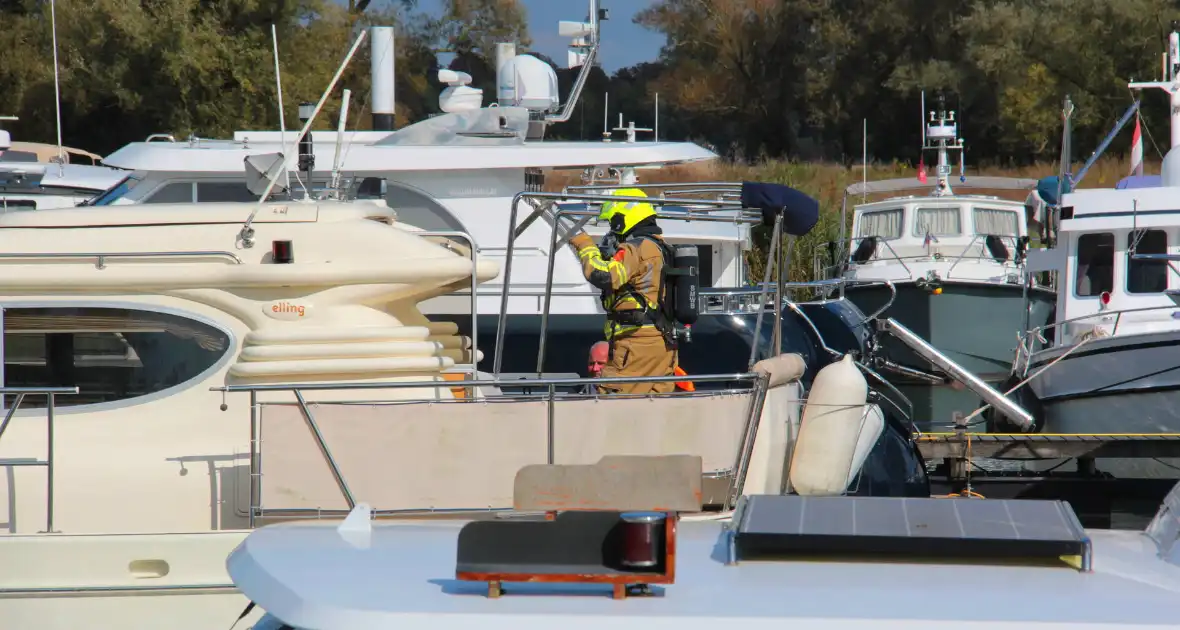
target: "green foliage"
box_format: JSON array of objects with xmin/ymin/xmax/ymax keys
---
[
  {"xmin": 0, "ymin": 0, "xmax": 1175, "ymax": 167},
  {"xmin": 636, "ymin": 0, "xmax": 1178, "ymax": 164},
  {"xmin": 0, "ymin": 0, "xmax": 527, "ymax": 152}
]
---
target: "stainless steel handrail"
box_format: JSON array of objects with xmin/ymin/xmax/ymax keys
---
[
  {"xmin": 215, "ymin": 373, "xmax": 757, "ymax": 393},
  {"xmin": 0, "ymin": 386, "xmax": 79, "ymax": 533},
  {"xmin": 492, "ymin": 191, "xmax": 760, "ymax": 376},
  {"xmin": 564, "ymin": 182, "xmax": 743, "ymax": 194},
  {"xmin": 1016, "ymin": 301, "xmax": 1180, "ymax": 374},
  {"xmin": 0, "ymin": 251, "xmax": 243, "ymax": 268},
  {"xmin": 214, "ymin": 372, "xmax": 767, "ymax": 524},
  {"xmin": 841, "ymin": 237, "xmax": 915, "ymax": 278},
  {"xmin": 1032, "ymin": 302, "xmax": 1180, "ymax": 338},
  {"xmin": 414, "ymin": 230, "xmax": 480, "ymax": 371},
  {"xmin": 537, "ymin": 203, "xmax": 764, "ymax": 374},
  {"xmin": 944, "ymin": 233, "xmax": 1022, "ymax": 278}
]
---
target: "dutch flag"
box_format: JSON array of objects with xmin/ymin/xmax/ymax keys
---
[
  {"xmin": 923, "ymin": 230, "xmax": 938, "ymax": 249},
  {"xmin": 1130, "ymin": 114, "xmax": 1144, "ymax": 177}
]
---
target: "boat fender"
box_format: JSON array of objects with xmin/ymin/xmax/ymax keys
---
[
  {"xmin": 846, "ymin": 403, "xmax": 886, "ymax": 489},
  {"xmin": 789, "ymin": 354, "xmax": 869, "ymax": 496},
  {"xmin": 751, "ymin": 352, "xmax": 806, "ymax": 388},
  {"xmin": 985, "ymin": 373, "xmax": 1044, "ymax": 433},
  {"xmin": 851, "ymin": 237, "xmax": 877, "ymax": 264},
  {"xmin": 985, "ymin": 235, "xmax": 1010, "ymax": 262}
]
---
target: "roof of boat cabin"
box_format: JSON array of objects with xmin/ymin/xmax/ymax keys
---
[
  {"xmin": 6, "ymin": 141, "xmax": 105, "ymax": 164},
  {"xmin": 1062, "ymin": 185, "xmax": 1180, "ymax": 217},
  {"xmin": 102, "ymin": 139, "xmax": 718, "ymax": 174},
  {"xmin": 851, "ymin": 193, "xmax": 1029, "ymax": 214},
  {"xmin": 228, "ymin": 516, "xmax": 1180, "ymax": 629},
  {"xmin": 845, "ymin": 176, "xmax": 1038, "ymax": 197},
  {"xmin": 0, "ymin": 199, "xmax": 394, "ymax": 227},
  {"xmin": 1055, "ymin": 185, "xmax": 1180, "ymax": 232}
]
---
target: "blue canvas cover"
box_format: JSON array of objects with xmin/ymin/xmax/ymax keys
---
[
  {"xmin": 1116, "ymin": 175, "xmax": 1161, "ymax": 189},
  {"xmin": 740, "ymin": 182, "xmax": 820, "ymax": 236}
]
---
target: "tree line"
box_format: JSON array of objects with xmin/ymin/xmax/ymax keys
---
[{"xmin": 1, "ymin": 0, "xmax": 1175, "ymax": 166}]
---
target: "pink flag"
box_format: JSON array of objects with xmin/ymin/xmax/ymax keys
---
[
  {"xmin": 1130, "ymin": 115, "xmax": 1144, "ymax": 177},
  {"xmin": 918, "ymin": 155, "xmax": 927, "ymax": 184}
]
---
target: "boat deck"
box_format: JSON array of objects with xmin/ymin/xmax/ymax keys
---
[{"xmin": 230, "ymin": 516, "xmax": 1180, "ymax": 629}]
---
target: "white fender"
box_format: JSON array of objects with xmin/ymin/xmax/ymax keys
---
[
  {"xmin": 846, "ymin": 403, "xmax": 885, "ymax": 490},
  {"xmin": 789, "ymin": 354, "xmax": 869, "ymax": 496}
]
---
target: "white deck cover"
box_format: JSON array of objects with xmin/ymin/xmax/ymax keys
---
[{"xmin": 228, "ymin": 513, "xmax": 1180, "ymax": 629}]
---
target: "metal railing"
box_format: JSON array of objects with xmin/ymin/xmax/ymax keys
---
[
  {"xmin": 414, "ymin": 230, "xmax": 480, "ymax": 372},
  {"xmin": 493, "ymin": 190, "xmax": 793, "ymax": 376},
  {"xmin": 0, "ymin": 251, "xmax": 243, "ymax": 269},
  {"xmin": 1014, "ymin": 301, "xmax": 1180, "ymax": 375},
  {"xmin": 213, "ymin": 371, "xmax": 769, "ymax": 526},
  {"xmin": 0, "ymin": 387, "xmax": 79, "ymax": 533},
  {"xmin": 823, "ymin": 234, "xmax": 1035, "ymax": 285}
]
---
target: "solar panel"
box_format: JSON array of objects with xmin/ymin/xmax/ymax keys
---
[{"xmin": 730, "ymin": 495, "xmax": 1090, "ymax": 568}]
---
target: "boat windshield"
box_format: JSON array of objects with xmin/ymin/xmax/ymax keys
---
[{"xmin": 86, "ymin": 174, "xmax": 143, "ymax": 206}]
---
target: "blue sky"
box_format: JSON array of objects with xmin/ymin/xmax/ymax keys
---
[{"xmin": 416, "ymin": 0, "xmax": 665, "ymax": 72}]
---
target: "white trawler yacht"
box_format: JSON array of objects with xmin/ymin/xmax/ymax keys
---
[
  {"xmin": 830, "ymin": 96, "xmax": 1054, "ymax": 430},
  {"xmin": 998, "ymin": 27, "xmax": 1180, "ymax": 475}
]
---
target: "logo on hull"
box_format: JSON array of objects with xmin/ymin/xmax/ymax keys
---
[{"xmin": 264, "ymin": 300, "xmax": 313, "ymax": 321}]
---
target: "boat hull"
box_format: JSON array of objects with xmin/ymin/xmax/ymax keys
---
[
  {"xmin": 1018, "ymin": 330, "xmax": 1180, "ymax": 479},
  {"xmin": 844, "ymin": 280, "xmax": 1055, "ymax": 430},
  {"xmin": 1028, "ymin": 330, "xmax": 1180, "ymax": 434}
]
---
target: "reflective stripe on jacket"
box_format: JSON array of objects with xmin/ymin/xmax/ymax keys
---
[{"xmin": 573, "ymin": 234, "xmax": 667, "ymax": 339}]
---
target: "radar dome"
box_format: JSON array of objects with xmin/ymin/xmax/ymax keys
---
[
  {"xmin": 437, "ymin": 69, "xmax": 484, "ymax": 114},
  {"xmin": 498, "ymin": 54, "xmax": 559, "ymax": 112}
]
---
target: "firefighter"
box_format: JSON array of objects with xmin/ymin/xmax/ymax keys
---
[{"xmin": 568, "ymin": 188, "xmax": 678, "ymax": 395}]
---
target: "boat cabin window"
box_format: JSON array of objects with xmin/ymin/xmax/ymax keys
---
[
  {"xmin": 143, "ymin": 182, "xmax": 194, "ymax": 204},
  {"xmin": 386, "ymin": 183, "xmax": 466, "ymax": 232},
  {"xmin": 0, "ymin": 150, "xmax": 39, "ymax": 163},
  {"xmin": 196, "ymin": 182, "xmax": 258, "ymax": 202},
  {"xmin": 1127, "ymin": 229, "xmax": 1168, "ymax": 294},
  {"xmin": 87, "ymin": 174, "xmax": 143, "ymax": 206},
  {"xmin": 1, "ymin": 306, "xmax": 231, "ymax": 409},
  {"xmin": 855, "ymin": 208, "xmax": 902, "ymax": 240},
  {"xmin": 912, "ymin": 206, "xmax": 962, "ymax": 237},
  {"xmin": 1075, "ymin": 232, "xmax": 1114, "ymax": 297},
  {"xmin": 973, "ymin": 208, "xmax": 1019, "ymax": 236},
  {"xmin": 0, "ymin": 199, "xmax": 35, "ymax": 211}
]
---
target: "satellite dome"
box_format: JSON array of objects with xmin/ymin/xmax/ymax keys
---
[{"xmin": 497, "ymin": 54, "xmax": 559, "ymax": 112}]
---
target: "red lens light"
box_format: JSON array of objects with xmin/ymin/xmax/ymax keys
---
[{"xmin": 1100, "ymin": 291, "xmax": 1111, "ymax": 305}]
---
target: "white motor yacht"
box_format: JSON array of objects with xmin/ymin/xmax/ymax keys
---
[{"xmin": 0, "ymin": 124, "xmax": 127, "ymax": 210}]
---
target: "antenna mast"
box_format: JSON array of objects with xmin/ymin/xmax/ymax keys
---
[
  {"xmin": 271, "ymin": 24, "xmax": 292, "ymax": 194},
  {"xmin": 1129, "ymin": 21, "xmax": 1180, "ymax": 149},
  {"xmin": 923, "ymin": 94, "xmax": 963, "ymax": 197},
  {"xmin": 49, "ymin": 0, "xmax": 64, "ymax": 175}
]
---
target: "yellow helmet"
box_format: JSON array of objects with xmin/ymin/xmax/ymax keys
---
[{"xmin": 598, "ymin": 188, "xmax": 656, "ymax": 233}]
